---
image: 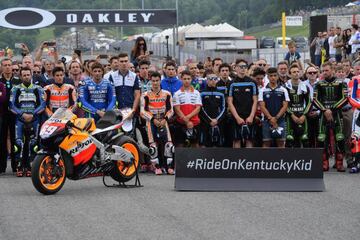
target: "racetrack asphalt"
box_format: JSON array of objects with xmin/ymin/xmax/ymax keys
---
[{"xmin": 0, "ymin": 169, "xmax": 359, "ymax": 240}]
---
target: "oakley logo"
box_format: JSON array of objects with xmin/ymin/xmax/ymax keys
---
[{"xmin": 0, "ymin": 7, "xmax": 56, "ymax": 29}]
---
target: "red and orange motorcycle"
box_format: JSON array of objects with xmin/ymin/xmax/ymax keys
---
[{"xmin": 31, "ymin": 108, "xmax": 140, "ymax": 195}]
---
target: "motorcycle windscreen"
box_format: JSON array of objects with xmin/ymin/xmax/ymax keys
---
[
  {"xmin": 59, "ymin": 132, "xmax": 96, "ymax": 166},
  {"xmin": 39, "ymin": 121, "xmax": 66, "ymax": 139}
]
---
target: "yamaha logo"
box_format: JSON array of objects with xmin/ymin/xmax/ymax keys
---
[{"xmin": 0, "ymin": 7, "xmax": 56, "ymax": 30}]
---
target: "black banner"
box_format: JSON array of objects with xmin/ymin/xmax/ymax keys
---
[
  {"xmin": 175, "ymin": 148, "xmax": 325, "ymax": 192},
  {"xmin": 0, "ymin": 7, "xmax": 177, "ymax": 30}
]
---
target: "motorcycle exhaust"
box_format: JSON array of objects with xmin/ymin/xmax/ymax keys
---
[{"xmin": 111, "ymin": 145, "xmax": 133, "ymax": 162}]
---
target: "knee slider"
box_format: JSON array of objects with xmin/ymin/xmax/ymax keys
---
[
  {"xmin": 29, "ymin": 139, "xmax": 38, "ymax": 153},
  {"xmin": 317, "ymin": 133, "xmax": 326, "ymax": 142},
  {"xmin": 149, "ymin": 144, "xmax": 158, "ymax": 160},
  {"xmin": 286, "ymin": 134, "xmax": 294, "ymax": 141},
  {"xmin": 164, "ymin": 142, "xmax": 174, "ymax": 158},
  {"xmin": 164, "ymin": 142, "xmax": 175, "ymax": 165},
  {"xmin": 301, "ymin": 134, "xmax": 309, "ymax": 141},
  {"xmin": 336, "ymin": 133, "xmax": 345, "ymax": 142},
  {"xmin": 14, "ymin": 139, "xmax": 24, "ymax": 153}
]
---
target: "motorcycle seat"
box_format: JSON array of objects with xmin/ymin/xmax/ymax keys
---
[{"xmin": 96, "ymin": 111, "xmax": 119, "ymax": 129}]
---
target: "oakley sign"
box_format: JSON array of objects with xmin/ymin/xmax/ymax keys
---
[{"xmin": 0, "ymin": 7, "xmax": 177, "ymax": 30}]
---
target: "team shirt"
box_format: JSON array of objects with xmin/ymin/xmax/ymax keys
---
[
  {"xmin": 258, "ymin": 83, "xmax": 290, "ymax": 119},
  {"xmin": 228, "ymin": 76, "xmax": 258, "ymax": 119},
  {"xmin": 173, "ymin": 86, "xmax": 202, "ymax": 126},
  {"xmin": 109, "ymin": 70, "xmax": 140, "ymax": 109}
]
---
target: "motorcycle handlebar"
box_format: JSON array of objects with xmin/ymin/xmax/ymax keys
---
[{"xmin": 66, "ymin": 121, "xmax": 82, "ymax": 131}]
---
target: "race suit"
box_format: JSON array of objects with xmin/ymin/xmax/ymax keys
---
[
  {"xmin": 44, "ymin": 83, "xmax": 76, "ymax": 117},
  {"xmin": 79, "ymin": 78, "xmax": 116, "ymax": 121},
  {"xmin": 140, "ymin": 89, "xmax": 174, "ymax": 168},
  {"xmin": 199, "ymin": 86, "xmax": 226, "ymax": 147},
  {"xmin": 191, "ymin": 78, "xmax": 207, "ymax": 92},
  {"xmin": 285, "ymin": 80, "xmax": 311, "ymax": 148},
  {"xmin": 9, "ymin": 83, "xmax": 45, "ymax": 169},
  {"xmin": 313, "ymin": 77, "xmax": 348, "ymax": 171},
  {"xmin": 347, "ymin": 75, "xmax": 360, "ymax": 171},
  {"xmin": 216, "ymin": 78, "xmax": 233, "ymax": 147}
]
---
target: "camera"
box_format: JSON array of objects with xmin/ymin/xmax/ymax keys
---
[
  {"xmin": 74, "ymin": 49, "xmax": 82, "ymax": 57},
  {"xmin": 45, "ymin": 41, "xmax": 56, "ymax": 47}
]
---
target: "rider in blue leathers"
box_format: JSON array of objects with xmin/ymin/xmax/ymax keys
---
[
  {"xmin": 79, "ymin": 63, "xmax": 116, "ymax": 121},
  {"xmin": 10, "ymin": 67, "xmax": 45, "ymax": 177}
]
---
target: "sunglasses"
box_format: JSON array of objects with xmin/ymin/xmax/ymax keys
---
[
  {"xmin": 258, "ymin": 64, "xmax": 266, "ymax": 67},
  {"xmin": 207, "ymin": 77, "xmax": 218, "ymax": 81},
  {"xmin": 237, "ymin": 65, "xmax": 248, "ymax": 69},
  {"xmin": 12, "ymin": 69, "xmax": 19, "ymax": 72},
  {"xmin": 307, "ymin": 72, "xmax": 318, "ymax": 75}
]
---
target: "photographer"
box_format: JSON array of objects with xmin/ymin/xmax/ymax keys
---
[{"xmin": 130, "ymin": 37, "xmax": 150, "ymax": 67}]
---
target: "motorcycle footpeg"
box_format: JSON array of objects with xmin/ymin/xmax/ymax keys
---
[{"xmin": 111, "ymin": 145, "xmax": 133, "ymax": 163}]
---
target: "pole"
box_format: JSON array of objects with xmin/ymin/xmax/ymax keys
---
[
  {"xmin": 282, "ymin": 0, "xmax": 286, "ymax": 48},
  {"xmin": 166, "ymin": 36, "xmax": 169, "ymax": 59},
  {"xmin": 142, "ymin": 0, "xmax": 145, "ymax": 36},
  {"xmin": 176, "ymin": 0, "xmax": 179, "ymax": 64},
  {"xmin": 120, "ymin": 0, "xmax": 123, "ymax": 40},
  {"xmin": 282, "ymin": 12, "xmax": 286, "ymax": 48},
  {"xmin": 76, "ymin": 28, "xmax": 79, "ymax": 49}
]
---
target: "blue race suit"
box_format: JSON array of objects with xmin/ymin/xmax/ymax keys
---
[
  {"xmin": 9, "ymin": 83, "xmax": 45, "ymax": 169},
  {"xmin": 79, "ymin": 78, "xmax": 116, "ymax": 121}
]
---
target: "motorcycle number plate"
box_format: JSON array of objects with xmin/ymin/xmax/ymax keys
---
[{"xmin": 40, "ymin": 125, "xmax": 58, "ymax": 138}]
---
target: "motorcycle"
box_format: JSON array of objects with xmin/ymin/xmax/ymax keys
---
[{"xmin": 31, "ymin": 108, "xmax": 140, "ymax": 195}]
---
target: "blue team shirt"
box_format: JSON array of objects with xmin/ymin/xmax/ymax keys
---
[
  {"xmin": 258, "ymin": 84, "xmax": 290, "ymax": 119},
  {"xmin": 109, "ymin": 70, "xmax": 140, "ymax": 109}
]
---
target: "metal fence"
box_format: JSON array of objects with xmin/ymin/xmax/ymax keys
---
[
  {"xmin": 147, "ymin": 42, "xmax": 310, "ymax": 67},
  {"xmin": 55, "ymin": 40, "xmax": 310, "ymax": 68}
]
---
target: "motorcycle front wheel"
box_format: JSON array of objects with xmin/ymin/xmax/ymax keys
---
[
  {"xmin": 31, "ymin": 155, "xmax": 66, "ymax": 195},
  {"xmin": 110, "ymin": 136, "xmax": 140, "ymax": 183}
]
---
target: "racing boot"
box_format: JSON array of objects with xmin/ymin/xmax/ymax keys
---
[
  {"xmin": 335, "ymin": 153, "xmax": 345, "ymax": 172},
  {"xmin": 322, "ymin": 151, "xmax": 329, "ymax": 172}
]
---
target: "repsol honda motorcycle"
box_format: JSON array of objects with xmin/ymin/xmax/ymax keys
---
[{"xmin": 31, "ymin": 108, "xmax": 140, "ymax": 195}]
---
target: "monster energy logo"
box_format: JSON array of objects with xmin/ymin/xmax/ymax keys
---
[
  {"xmin": 324, "ymin": 86, "xmax": 335, "ymax": 98},
  {"xmin": 292, "ymin": 94, "xmax": 300, "ymax": 103}
]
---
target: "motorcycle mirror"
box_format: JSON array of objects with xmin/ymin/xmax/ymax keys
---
[{"xmin": 122, "ymin": 119, "xmax": 133, "ymax": 132}]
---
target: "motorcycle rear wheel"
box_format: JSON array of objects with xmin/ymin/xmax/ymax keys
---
[
  {"xmin": 31, "ymin": 155, "xmax": 66, "ymax": 195},
  {"xmin": 110, "ymin": 136, "xmax": 140, "ymax": 183}
]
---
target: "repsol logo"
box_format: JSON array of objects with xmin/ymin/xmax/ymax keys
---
[
  {"xmin": 69, "ymin": 139, "xmax": 93, "ymax": 155},
  {"xmin": 0, "ymin": 7, "xmax": 56, "ymax": 30}
]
